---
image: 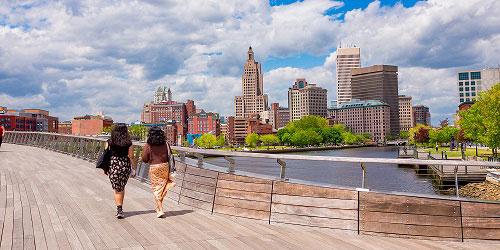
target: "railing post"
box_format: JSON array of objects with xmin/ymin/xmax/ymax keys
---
[
  {"xmin": 179, "ymin": 152, "xmax": 186, "ymax": 162},
  {"xmin": 277, "ymin": 159, "xmax": 287, "ymax": 181},
  {"xmin": 454, "ymin": 165, "xmax": 459, "ymax": 198},
  {"xmin": 224, "ymin": 156, "xmax": 235, "ymax": 174},
  {"xmin": 361, "ymin": 163, "xmax": 367, "ymax": 189},
  {"xmin": 195, "ymin": 153, "xmax": 204, "ymax": 168}
]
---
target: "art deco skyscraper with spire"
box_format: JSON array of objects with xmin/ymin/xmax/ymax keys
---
[{"xmin": 234, "ymin": 47, "xmax": 268, "ymax": 118}]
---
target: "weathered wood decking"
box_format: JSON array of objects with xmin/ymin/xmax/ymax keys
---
[{"xmin": 0, "ymin": 143, "xmax": 499, "ymax": 250}]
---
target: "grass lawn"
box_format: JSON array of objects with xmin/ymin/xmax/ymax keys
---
[{"xmin": 424, "ymin": 146, "xmax": 493, "ymax": 157}]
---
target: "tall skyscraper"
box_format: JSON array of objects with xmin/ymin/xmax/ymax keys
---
[
  {"xmin": 234, "ymin": 47, "xmax": 268, "ymax": 118},
  {"xmin": 288, "ymin": 79, "xmax": 328, "ymax": 121},
  {"xmin": 398, "ymin": 95, "xmax": 413, "ymax": 131},
  {"xmin": 457, "ymin": 68, "xmax": 500, "ymax": 104},
  {"xmin": 336, "ymin": 47, "xmax": 361, "ymax": 106},
  {"xmin": 351, "ymin": 65, "xmax": 400, "ymax": 137}
]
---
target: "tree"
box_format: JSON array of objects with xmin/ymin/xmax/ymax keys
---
[
  {"xmin": 195, "ymin": 133, "xmax": 217, "ymax": 148},
  {"xmin": 321, "ymin": 126, "xmax": 343, "ymax": 145},
  {"xmin": 459, "ymin": 83, "xmax": 500, "ymax": 157},
  {"xmin": 277, "ymin": 128, "xmax": 291, "ymax": 142},
  {"xmin": 281, "ymin": 133, "xmax": 292, "ymax": 145},
  {"xmin": 362, "ymin": 132, "xmax": 372, "ymax": 140},
  {"xmin": 439, "ymin": 118, "xmax": 450, "ymax": 129},
  {"xmin": 245, "ymin": 133, "xmax": 260, "ymax": 148},
  {"xmin": 102, "ymin": 124, "xmax": 114, "ymax": 134},
  {"xmin": 343, "ymin": 132, "xmax": 357, "ymax": 145},
  {"xmin": 260, "ymin": 134, "xmax": 279, "ymax": 149},
  {"xmin": 291, "ymin": 130, "xmax": 309, "ymax": 147},
  {"xmin": 408, "ymin": 124, "xmax": 432, "ymax": 145},
  {"xmin": 306, "ymin": 130, "xmax": 323, "ymax": 146},
  {"xmin": 400, "ymin": 130, "xmax": 409, "ymax": 140},
  {"xmin": 385, "ymin": 135, "xmax": 394, "ymax": 141},
  {"xmin": 415, "ymin": 126, "xmax": 430, "ymax": 144},
  {"xmin": 286, "ymin": 115, "xmax": 328, "ymax": 132},
  {"xmin": 128, "ymin": 125, "xmax": 149, "ymax": 141},
  {"xmin": 216, "ymin": 135, "xmax": 226, "ymax": 147}
]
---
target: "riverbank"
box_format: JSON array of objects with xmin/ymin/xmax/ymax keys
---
[
  {"xmin": 247, "ymin": 144, "xmax": 375, "ymax": 154},
  {"xmin": 445, "ymin": 181, "xmax": 500, "ymax": 201}
]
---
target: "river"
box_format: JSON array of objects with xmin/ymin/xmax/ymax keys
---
[{"xmin": 204, "ymin": 146, "xmax": 440, "ymax": 195}]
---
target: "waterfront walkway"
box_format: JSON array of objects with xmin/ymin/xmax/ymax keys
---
[{"xmin": 0, "ymin": 144, "xmax": 499, "ymax": 250}]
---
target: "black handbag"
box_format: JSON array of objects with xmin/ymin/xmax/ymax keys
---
[
  {"xmin": 96, "ymin": 141, "xmax": 111, "ymax": 174},
  {"xmin": 166, "ymin": 143, "xmax": 176, "ymax": 174}
]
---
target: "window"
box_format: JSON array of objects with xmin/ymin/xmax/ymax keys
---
[
  {"xmin": 471, "ymin": 81, "xmax": 475, "ymax": 86},
  {"xmin": 459, "ymin": 82, "xmax": 463, "ymax": 86},
  {"xmin": 465, "ymin": 82, "xmax": 469, "ymax": 86},
  {"xmin": 459, "ymin": 98, "xmax": 464, "ymax": 102},
  {"xmin": 460, "ymin": 93, "xmax": 464, "ymax": 97},
  {"xmin": 465, "ymin": 87, "xmax": 469, "ymax": 91},
  {"xmin": 471, "ymin": 87, "xmax": 475, "ymax": 91},
  {"xmin": 458, "ymin": 72, "xmax": 469, "ymax": 80},
  {"xmin": 470, "ymin": 72, "xmax": 481, "ymax": 80},
  {"xmin": 472, "ymin": 92, "xmax": 476, "ymax": 96},
  {"xmin": 466, "ymin": 98, "xmax": 470, "ymax": 102},
  {"xmin": 466, "ymin": 93, "xmax": 470, "ymax": 96},
  {"xmin": 459, "ymin": 87, "xmax": 463, "ymax": 91}
]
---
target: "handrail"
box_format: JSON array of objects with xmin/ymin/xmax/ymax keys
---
[{"xmin": 5, "ymin": 131, "xmax": 500, "ymax": 168}]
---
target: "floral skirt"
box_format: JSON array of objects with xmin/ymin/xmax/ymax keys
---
[
  {"xmin": 108, "ymin": 156, "xmax": 131, "ymax": 192},
  {"xmin": 149, "ymin": 163, "xmax": 175, "ymax": 201}
]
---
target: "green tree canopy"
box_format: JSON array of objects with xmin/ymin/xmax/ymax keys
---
[
  {"xmin": 216, "ymin": 135, "xmax": 226, "ymax": 147},
  {"xmin": 260, "ymin": 134, "xmax": 279, "ymax": 149},
  {"xmin": 343, "ymin": 132, "xmax": 357, "ymax": 145},
  {"xmin": 195, "ymin": 133, "xmax": 217, "ymax": 148},
  {"xmin": 245, "ymin": 133, "xmax": 260, "ymax": 148},
  {"xmin": 291, "ymin": 130, "xmax": 309, "ymax": 147}
]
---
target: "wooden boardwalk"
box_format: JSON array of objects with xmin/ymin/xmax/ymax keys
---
[{"xmin": 0, "ymin": 144, "xmax": 499, "ymax": 250}]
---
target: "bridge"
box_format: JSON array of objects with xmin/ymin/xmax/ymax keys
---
[{"xmin": 1, "ymin": 132, "xmax": 500, "ymax": 249}]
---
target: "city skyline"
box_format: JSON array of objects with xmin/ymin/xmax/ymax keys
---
[{"xmin": 1, "ymin": 0, "xmax": 499, "ymax": 126}]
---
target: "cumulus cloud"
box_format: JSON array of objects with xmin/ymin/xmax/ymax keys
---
[{"xmin": 0, "ymin": 0, "xmax": 498, "ymax": 125}]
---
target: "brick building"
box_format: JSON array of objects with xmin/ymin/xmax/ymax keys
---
[
  {"xmin": 188, "ymin": 111, "xmax": 220, "ymax": 136},
  {"xmin": 288, "ymin": 79, "xmax": 327, "ymax": 122},
  {"xmin": 58, "ymin": 121, "xmax": 72, "ymax": 134},
  {"xmin": 0, "ymin": 113, "xmax": 37, "ymax": 131},
  {"xmin": 412, "ymin": 105, "xmax": 431, "ymax": 126},
  {"xmin": 328, "ymin": 99, "xmax": 391, "ymax": 142},
  {"xmin": 72, "ymin": 113, "xmax": 113, "ymax": 136},
  {"xmin": 260, "ymin": 103, "xmax": 289, "ymax": 130},
  {"xmin": 2, "ymin": 109, "xmax": 59, "ymax": 132}
]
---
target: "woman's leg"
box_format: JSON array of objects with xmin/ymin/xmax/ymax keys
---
[
  {"xmin": 154, "ymin": 198, "xmax": 162, "ymax": 211},
  {"xmin": 114, "ymin": 189, "xmax": 125, "ymax": 206}
]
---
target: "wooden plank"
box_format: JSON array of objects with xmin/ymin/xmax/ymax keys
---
[
  {"xmin": 214, "ymin": 196, "xmax": 270, "ymax": 211},
  {"xmin": 462, "ymin": 217, "xmax": 500, "ymax": 229},
  {"xmin": 174, "ymin": 162, "xmax": 187, "ymax": 173},
  {"xmin": 181, "ymin": 181, "xmax": 216, "ymax": 195},
  {"xmin": 463, "ymin": 227, "xmax": 500, "ymax": 240},
  {"xmin": 461, "ymin": 201, "xmax": 500, "ymax": 217},
  {"xmin": 185, "ymin": 166, "xmax": 218, "ymax": 178},
  {"xmin": 273, "ymin": 181, "xmax": 357, "ymax": 200},
  {"xmin": 215, "ymin": 188, "xmax": 271, "ymax": 202},
  {"xmin": 218, "ymin": 173, "xmax": 272, "ymax": 184},
  {"xmin": 360, "ymin": 211, "xmax": 461, "ymax": 227},
  {"xmin": 213, "ymin": 204, "xmax": 269, "ymax": 221},
  {"xmin": 179, "ymin": 196, "xmax": 213, "ymax": 211},
  {"xmin": 272, "ymin": 194, "xmax": 357, "ymax": 209},
  {"xmin": 361, "ymin": 231, "xmax": 462, "ymax": 242},
  {"xmin": 270, "ymin": 212, "xmax": 357, "ymax": 231},
  {"xmin": 182, "ymin": 174, "xmax": 217, "ymax": 187},
  {"xmin": 271, "ymin": 203, "xmax": 357, "ymax": 220},
  {"xmin": 180, "ymin": 189, "xmax": 214, "ymax": 203},
  {"xmin": 216, "ymin": 180, "xmax": 272, "ymax": 193},
  {"xmin": 360, "ymin": 221, "xmax": 461, "ymax": 239}
]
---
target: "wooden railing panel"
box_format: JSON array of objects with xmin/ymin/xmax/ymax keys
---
[
  {"xmin": 178, "ymin": 166, "xmax": 218, "ymax": 212},
  {"xmin": 461, "ymin": 201, "xmax": 500, "ymax": 241},
  {"xmin": 270, "ymin": 182, "xmax": 358, "ymax": 232},
  {"xmin": 213, "ymin": 173, "xmax": 272, "ymax": 221},
  {"xmin": 359, "ymin": 192, "xmax": 462, "ymax": 240}
]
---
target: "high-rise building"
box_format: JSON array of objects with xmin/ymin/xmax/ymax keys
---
[
  {"xmin": 336, "ymin": 47, "xmax": 361, "ymax": 106},
  {"xmin": 413, "ymin": 105, "xmax": 431, "ymax": 126},
  {"xmin": 328, "ymin": 99, "xmax": 391, "ymax": 142},
  {"xmin": 457, "ymin": 68, "xmax": 500, "ymax": 104},
  {"xmin": 398, "ymin": 95, "xmax": 413, "ymax": 131},
  {"xmin": 234, "ymin": 47, "xmax": 268, "ymax": 118},
  {"xmin": 351, "ymin": 65, "xmax": 399, "ymax": 137},
  {"xmin": 260, "ymin": 103, "xmax": 290, "ymax": 130},
  {"xmin": 288, "ymin": 79, "xmax": 327, "ymax": 122}
]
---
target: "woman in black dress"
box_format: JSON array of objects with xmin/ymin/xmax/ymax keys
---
[{"xmin": 106, "ymin": 124, "xmax": 137, "ymax": 218}]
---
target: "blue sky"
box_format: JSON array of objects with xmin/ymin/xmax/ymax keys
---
[{"xmin": 0, "ymin": 0, "xmax": 499, "ymax": 126}]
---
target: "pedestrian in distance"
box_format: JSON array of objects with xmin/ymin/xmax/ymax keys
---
[
  {"xmin": 140, "ymin": 126, "xmax": 176, "ymax": 218},
  {"xmin": 105, "ymin": 124, "xmax": 137, "ymax": 219},
  {"xmin": 0, "ymin": 124, "xmax": 4, "ymax": 148}
]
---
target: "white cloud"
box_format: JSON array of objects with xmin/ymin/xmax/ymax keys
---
[{"xmin": 0, "ymin": 0, "xmax": 498, "ymax": 126}]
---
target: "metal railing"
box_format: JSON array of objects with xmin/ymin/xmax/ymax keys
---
[{"xmin": 4, "ymin": 131, "xmax": 500, "ymax": 199}]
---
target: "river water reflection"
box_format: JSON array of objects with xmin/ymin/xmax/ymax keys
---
[{"xmin": 204, "ymin": 146, "xmax": 439, "ymax": 195}]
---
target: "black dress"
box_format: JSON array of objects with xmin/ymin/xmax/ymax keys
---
[{"xmin": 108, "ymin": 142, "xmax": 132, "ymax": 192}]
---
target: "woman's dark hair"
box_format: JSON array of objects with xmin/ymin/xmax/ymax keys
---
[
  {"xmin": 110, "ymin": 124, "xmax": 132, "ymax": 147},
  {"xmin": 147, "ymin": 126, "xmax": 166, "ymax": 146}
]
